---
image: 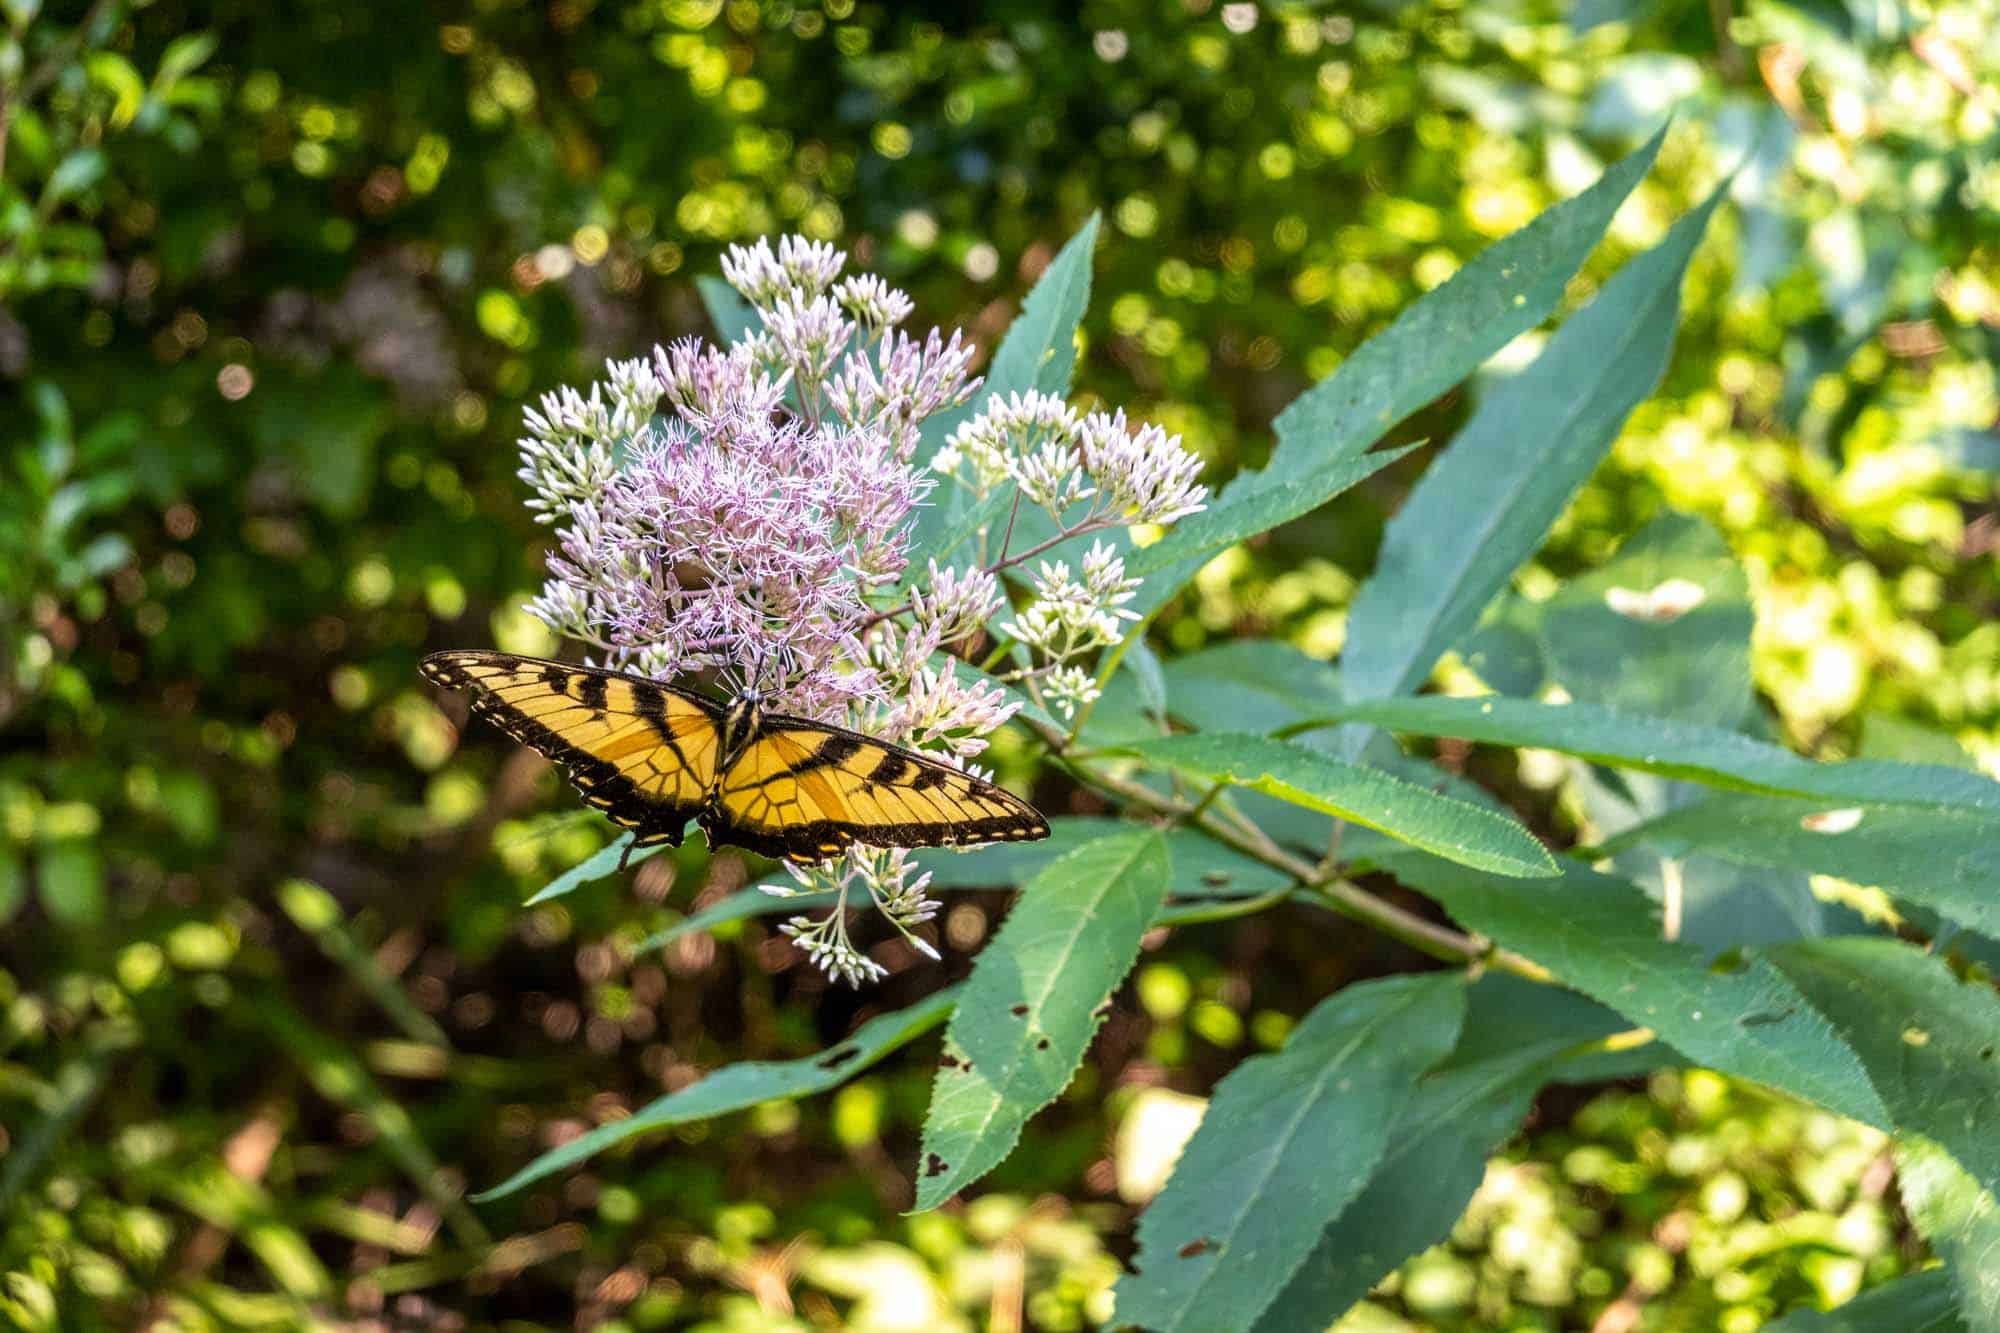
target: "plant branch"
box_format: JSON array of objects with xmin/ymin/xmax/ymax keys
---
[{"xmin": 1039, "ymin": 727, "xmax": 1554, "ymax": 983}]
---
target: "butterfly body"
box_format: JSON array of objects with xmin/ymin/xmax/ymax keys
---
[{"xmin": 420, "ymin": 650, "xmax": 1049, "ymax": 865}]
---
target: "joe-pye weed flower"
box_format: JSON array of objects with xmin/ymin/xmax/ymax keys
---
[{"xmin": 516, "ymin": 236, "xmax": 1207, "ymax": 984}]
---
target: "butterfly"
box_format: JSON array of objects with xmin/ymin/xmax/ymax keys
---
[{"xmin": 420, "ymin": 650, "xmax": 1049, "ymax": 866}]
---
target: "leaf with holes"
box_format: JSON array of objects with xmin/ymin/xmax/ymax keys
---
[
  {"xmin": 913, "ymin": 830, "xmax": 1170, "ymax": 1210},
  {"xmin": 1375, "ymin": 851, "xmax": 1888, "ymax": 1128},
  {"xmin": 1114, "ymin": 973, "xmax": 1466, "ymax": 1333},
  {"xmin": 1608, "ymin": 794, "xmax": 2000, "ymax": 938},
  {"xmin": 1772, "ymin": 939, "xmax": 2000, "ymax": 1198}
]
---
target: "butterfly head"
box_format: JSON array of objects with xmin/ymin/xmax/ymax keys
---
[{"xmin": 721, "ymin": 686, "xmax": 765, "ymax": 762}]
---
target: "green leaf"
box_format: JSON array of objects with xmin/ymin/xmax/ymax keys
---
[
  {"xmin": 37, "ymin": 842, "xmax": 104, "ymax": 927},
  {"xmin": 1376, "ymin": 851, "xmax": 1889, "ymax": 1127},
  {"xmin": 913, "ymin": 830, "xmax": 1170, "ymax": 1209},
  {"xmin": 1771, "ymin": 939, "xmax": 2000, "ymax": 1196},
  {"xmin": 1763, "ymin": 1269, "xmax": 1964, "ymax": 1332},
  {"xmin": 43, "ymin": 149, "xmax": 106, "ymax": 206},
  {"xmin": 1310, "ymin": 694, "xmax": 2000, "ymax": 816},
  {"xmin": 1537, "ymin": 512, "xmax": 1755, "ymax": 727},
  {"xmin": 696, "ymin": 274, "xmax": 760, "ymax": 346},
  {"xmin": 1113, "ymin": 973, "xmax": 1466, "ymax": 1333},
  {"xmin": 1109, "ymin": 733, "xmax": 1556, "ymax": 877},
  {"xmin": 153, "ymin": 31, "xmax": 218, "ymax": 88},
  {"xmin": 523, "ymin": 832, "xmax": 663, "ymax": 906},
  {"xmin": 903, "ymin": 214, "xmax": 1101, "ymax": 578},
  {"xmin": 1340, "ymin": 177, "xmax": 1724, "ymax": 725},
  {"xmin": 1897, "ymin": 1138, "xmax": 2000, "ymax": 1331},
  {"xmin": 1121, "ymin": 442, "xmax": 1419, "ymax": 579},
  {"xmin": 1608, "ymin": 794, "xmax": 2000, "ymax": 938},
  {"xmin": 475, "ymin": 987, "xmax": 958, "ymax": 1200},
  {"xmin": 0, "ymin": 846, "xmax": 23, "ymax": 923},
  {"xmin": 84, "ymin": 53, "xmax": 145, "ymax": 128},
  {"xmin": 1268, "ymin": 125, "xmax": 1664, "ymax": 481},
  {"xmin": 1161, "ymin": 639, "xmax": 1344, "ymax": 736},
  {"xmin": 1255, "ymin": 1036, "xmax": 1568, "ymax": 1333}
]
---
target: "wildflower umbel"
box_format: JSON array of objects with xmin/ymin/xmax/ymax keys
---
[{"xmin": 517, "ymin": 235, "xmax": 1208, "ymax": 983}]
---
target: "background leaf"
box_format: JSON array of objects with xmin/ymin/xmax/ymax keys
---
[{"xmin": 1897, "ymin": 1138, "xmax": 2000, "ymax": 1331}]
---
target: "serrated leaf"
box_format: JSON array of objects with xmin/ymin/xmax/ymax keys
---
[
  {"xmin": 1898, "ymin": 1138, "xmax": 2000, "ymax": 1331},
  {"xmin": 1110, "ymin": 733, "xmax": 1555, "ymax": 877},
  {"xmin": 903, "ymin": 214, "xmax": 1101, "ymax": 578},
  {"xmin": 1340, "ymin": 177, "xmax": 1723, "ymax": 736},
  {"xmin": 476, "ymin": 988, "xmax": 958, "ymax": 1200},
  {"xmin": 1114, "ymin": 973, "xmax": 1466, "ymax": 1333},
  {"xmin": 523, "ymin": 832, "xmax": 663, "ymax": 906},
  {"xmin": 1771, "ymin": 939, "xmax": 2000, "ymax": 1197},
  {"xmin": 1763, "ymin": 1269, "xmax": 1964, "ymax": 1332},
  {"xmin": 1122, "ymin": 443, "xmax": 1418, "ymax": 579},
  {"xmin": 1313, "ymin": 694, "xmax": 2000, "ymax": 816},
  {"xmin": 1608, "ymin": 794, "xmax": 2000, "ymax": 938},
  {"xmin": 1255, "ymin": 1037, "xmax": 1567, "ymax": 1333},
  {"xmin": 1126, "ymin": 128, "xmax": 1666, "ymax": 619},
  {"xmin": 1268, "ymin": 125, "xmax": 1664, "ymax": 480},
  {"xmin": 1376, "ymin": 851, "xmax": 1888, "ymax": 1127},
  {"xmin": 913, "ymin": 830, "xmax": 1170, "ymax": 1209}
]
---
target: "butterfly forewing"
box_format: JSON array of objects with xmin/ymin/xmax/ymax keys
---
[
  {"xmin": 424, "ymin": 650, "xmax": 1050, "ymax": 865},
  {"xmin": 420, "ymin": 650, "xmax": 722, "ymax": 848},
  {"xmin": 704, "ymin": 720, "xmax": 1050, "ymax": 864}
]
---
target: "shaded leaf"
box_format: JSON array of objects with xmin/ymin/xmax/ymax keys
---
[
  {"xmin": 1772, "ymin": 939, "xmax": 2000, "ymax": 1196},
  {"xmin": 1256, "ymin": 1036, "xmax": 1570, "ymax": 1333},
  {"xmin": 1609, "ymin": 794, "xmax": 2000, "ymax": 939},
  {"xmin": 523, "ymin": 832, "xmax": 662, "ymax": 906},
  {"xmin": 1113, "ymin": 973, "xmax": 1466, "ymax": 1333},
  {"xmin": 914, "ymin": 831, "xmax": 1171, "ymax": 1209},
  {"xmin": 1161, "ymin": 640, "xmax": 1344, "ymax": 737}
]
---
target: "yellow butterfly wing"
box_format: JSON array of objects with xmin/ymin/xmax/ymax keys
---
[
  {"xmin": 702, "ymin": 718, "xmax": 1050, "ymax": 864},
  {"xmin": 420, "ymin": 650, "xmax": 722, "ymax": 850}
]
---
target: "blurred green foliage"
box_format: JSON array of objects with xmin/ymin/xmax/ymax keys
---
[{"xmin": 1, "ymin": 0, "xmax": 1994, "ymax": 1326}]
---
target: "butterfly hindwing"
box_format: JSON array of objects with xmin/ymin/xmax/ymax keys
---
[
  {"xmin": 420, "ymin": 650, "xmax": 722, "ymax": 849},
  {"xmin": 704, "ymin": 719, "xmax": 1050, "ymax": 864}
]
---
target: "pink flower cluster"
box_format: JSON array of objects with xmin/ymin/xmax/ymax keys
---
[
  {"xmin": 514, "ymin": 234, "xmax": 1211, "ymax": 983},
  {"xmin": 521, "ymin": 238, "xmax": 977, "ymax": 723}
]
